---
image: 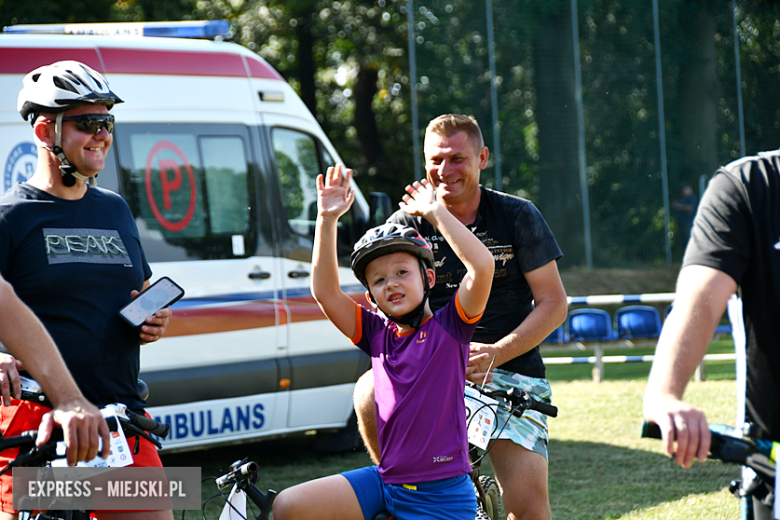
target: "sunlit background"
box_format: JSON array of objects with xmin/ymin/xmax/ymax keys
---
[{"xmin": 3, "ymin": 0, "xmax": 779, "ymax": 268}]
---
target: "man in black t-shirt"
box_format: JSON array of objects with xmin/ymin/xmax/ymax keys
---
[
  {"xmin": 644, "ymin": 151, "xmax": 780, "ymax": 517},
  {"xmin": 0, "ymin": 61, "xmax": 173, "ymax": 520},
  {"xmin": 354, "ymin": 114, "xmax": 567, "ymax": 520},
  {"xmin": 390, "ymin": 187, "xmax": 561, "ymax": 380}
]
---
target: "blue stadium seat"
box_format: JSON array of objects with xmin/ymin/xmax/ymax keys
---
[
  {"xmin": 714, "ymin": 323, "xmax": 732, "ymax": 335},
  {"xmin": 615, "ymin": 305, "xmax": 662, "ymax": 339},
  {"xmin": 542, "ymin": 324, "xmax": 568, "ymax": 344},
  {"xmin": 566, "ymin": 309, "xmax": 616, "ymax": 342}
]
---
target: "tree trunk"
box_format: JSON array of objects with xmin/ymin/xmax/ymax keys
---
[
  {"xmin": 295, "ymin": 15, "xmax": 317, "ymax": 118},
  {"xmin": 353, "ymin": 65, "xmax": 383, "ymax": 167},
  {"xmin": 679, "ymin": 4, "xmax": 719, "ymax": 184}
]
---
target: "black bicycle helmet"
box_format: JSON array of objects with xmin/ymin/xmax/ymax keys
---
[
  {"xmin": 17, "ymin": 61, "xmax": 123, "ymax": 188},
  {"xmin": 351, "ymin": 223, "xmax": 435, "ymax": 329},
  {"xmin": 351, "ymin": 223, "xmax": 434, "ymax": 287}
]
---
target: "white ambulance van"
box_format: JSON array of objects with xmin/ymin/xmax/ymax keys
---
[{"xmin": 0, "ymin": 21, "xmax": 387, "ymax": 452}]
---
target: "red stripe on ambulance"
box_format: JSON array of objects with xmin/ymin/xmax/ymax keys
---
[
  {"xmin": 0, "ymin": 48, "xmax": 102, "ymax": 73},
  {"xmin": 0, "ymin": 47, "xmax": 284, "ymax": 80}
]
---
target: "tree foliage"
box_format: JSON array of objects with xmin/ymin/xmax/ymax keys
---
[
  {"xmin": 186, "ymin": 0, "xmax": 415, "ymax": 198},
  {"xmin": 2, "ymin": 0, "xmax": 779, "ymax": 267}
]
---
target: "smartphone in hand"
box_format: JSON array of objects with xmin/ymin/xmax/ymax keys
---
[{"xmin": 119, "ymin": 277, "xmax": 184, "ymax": 328}]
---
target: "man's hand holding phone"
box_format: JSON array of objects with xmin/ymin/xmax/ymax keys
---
[
  {"xmin": 120, "ymin": 277, "xmax": 183, "ymax": 343},
  {"xmin": 132, "ymin": 291, "xmax": 172, "ymax": 343}
]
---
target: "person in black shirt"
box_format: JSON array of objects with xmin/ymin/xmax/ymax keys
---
[
  {"xmin": 0, "ymin": 60, "xmax": 172, "ymax": 520},
  {"xmin": 354, "ymin": 114, "xmax": 567, "ymax": 520},
  {"xmin": 644, "ymin": 151, "xmax": 780, "ymax": 519}
]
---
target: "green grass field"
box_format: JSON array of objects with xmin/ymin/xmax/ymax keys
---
[{"xmin": 163, "ymin": 339, "xmax": 742, "ymax": 519}]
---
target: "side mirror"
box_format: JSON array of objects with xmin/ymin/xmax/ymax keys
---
[{"xmin": 369, "ymin": 192, "xmax": 393, "ymax": 227}]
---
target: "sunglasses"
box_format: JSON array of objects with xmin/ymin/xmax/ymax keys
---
[{"xmin": 41, "ymin": 114, "xmax": 115, "ymax": 135}]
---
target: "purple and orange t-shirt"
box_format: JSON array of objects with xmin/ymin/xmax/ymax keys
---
[{"xmin": 350, "ymin": 293, "xmax": 482, "ymax": 484}]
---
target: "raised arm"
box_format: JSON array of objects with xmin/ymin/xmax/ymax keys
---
[
  {"xmin": 311, "ymin": 164, "xmax": 358, "ymax": 338},
  {"xmin": 400, "ymin": 180, "xmax": 494, "ymax": 318},
  {"xmin": 644, "ymin": 265, "xmax": 736, "ymax": 468}
]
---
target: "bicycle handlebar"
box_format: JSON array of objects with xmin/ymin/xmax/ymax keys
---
[
  {"xmin": 17, "ymin": 376, "xmax": 170, "ymax": 440},
  {"xmin": 125, "ymin": 409, "xmax": 170, "ymax": 438},
  {"xmin": 0, "ymin": 409, "xmax": 170, "ymax": 473},
  {"xmin": 213, "ymin": 459, "xmax": 277, "ymax": 520},
  {"xmin": 0, "ymin": 400, "xmax": 170, "ymax": 473},
  {"xmin": 641, "ymin": 421, "xmax": 776, "ymax": 480},
  {"xmin": 466, "ymin": 382, "xmax": 559, "ymax": 418},
  {"xmin": 0, "ymin": 430, "xmax": 38, "ymax": 452},
  {"xmin": 216, "ymin": 460, "xmax": 259, "ymax": 489},
  {"xmin": 639, "ymin": 421, "xmax": 663, "ymax": 440},
  {"xmin": 502, "ymin": 388, "xmax": 558, "ymax": 417},
  {"xmin": 0, "ymin": 434, "xmax": 61, "ymax": 475}
]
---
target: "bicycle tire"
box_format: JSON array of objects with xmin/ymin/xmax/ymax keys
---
[
  {"xmin": 477, "ymin": 475, "xmax": 502, "ymax": 520},
  {"xmin": 475, "ymin": 506, "xmax": 492, "ymax": 520}
]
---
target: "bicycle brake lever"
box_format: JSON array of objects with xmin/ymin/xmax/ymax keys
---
[
  {"xmin": 105, "ymin": 407, "xmax": 163, "ymax": 450},
  {"xmin": 121, "ymin": 422, "xmax": 163, "ymax": 450}
]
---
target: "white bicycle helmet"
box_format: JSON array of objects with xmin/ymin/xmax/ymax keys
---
[
  {"xmin": 17, "ymin": 61, "xmax": 123, "ymax": 187},
  {"xmin": 17, "ymin": 61, "xmax": 123, "ymax": 122}
]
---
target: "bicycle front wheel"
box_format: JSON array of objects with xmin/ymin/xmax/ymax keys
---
[{"xmin": 477, "ymin": 475, "xmax": 502, "ymax": 520}]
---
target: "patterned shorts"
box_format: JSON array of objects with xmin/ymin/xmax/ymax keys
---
[{"xmin": 482, "ymin": 369, "xmax": 552, "ymax": 461}]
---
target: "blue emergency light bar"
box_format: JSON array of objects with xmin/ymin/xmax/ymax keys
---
[{"xmin": 3, "ymin": 20, "xmax": 231, "ymax": 39}]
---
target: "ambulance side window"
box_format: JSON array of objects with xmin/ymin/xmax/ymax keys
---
[
  {"xmin": 201, "ymin": 137, "xmax": 250, "ymax": 235},
  {"xmin": 271, "ymin": 128, "xmax": 358, "ymax": 265},
  {"xmin": 116, "ymin": 124, "xmax": 261, "ymax": 262},
  {"xmin": 272, "ymin": 128, "xmax": 320, "ymax": 238}
]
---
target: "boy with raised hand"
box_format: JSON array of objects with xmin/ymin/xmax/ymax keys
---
[{"xmin": 272, "ymin": 164, "xmax": 495, "ymax": 520}]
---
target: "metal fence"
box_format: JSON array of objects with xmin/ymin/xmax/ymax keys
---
[{"xmin": 406, "ymin": 0, "xmax": 780, "ymax": 268}]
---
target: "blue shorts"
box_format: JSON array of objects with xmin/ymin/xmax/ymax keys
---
[{"xmin": 342, "ymin": 466, "xmax": 476, "ymax": 520}]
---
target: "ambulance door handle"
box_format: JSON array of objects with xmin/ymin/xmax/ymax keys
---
[
  {"xmin": 248, "ymin": 269, "xmax": 272, "ymax": 280},
  {"xmin": 287, "ymin": 270, "xmax": 310, "ymax": 279}
]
